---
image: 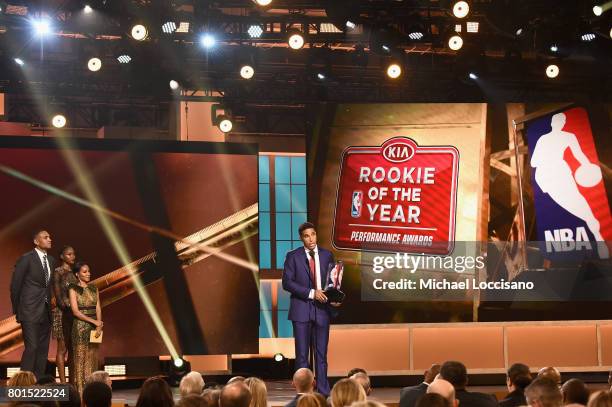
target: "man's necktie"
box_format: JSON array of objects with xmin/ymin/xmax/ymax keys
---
[
  {"xmin": 308, "ymin": 250, "xmax": 316, "ymax": 288},
  {"xmin": 42, "ymin": 254, "xmax": 50, "ymax": 286}
]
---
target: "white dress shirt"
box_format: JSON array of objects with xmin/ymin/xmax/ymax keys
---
[
  {"xmin": 34, "ymin": 247, "xmax": 50, "ymax": 284},
  {"xmin": 305, "ymin": 245, "xmax": 321, "ymax": 300}
]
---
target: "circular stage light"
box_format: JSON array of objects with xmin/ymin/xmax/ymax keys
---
[
  {"xmin": 84, "ymin": 5, "xmax": 93, "ymax": 14},
  {"xmin": 169, "ymin": 80, "xmax": 179, "ymax": 90},
  {"xmin": 453, "ymin": 1, "xmax": 470, "ymax": 18},
  {"xmin": 469, "ymin": 72, "xmax": 478, "ymax": 80},
  {"xmin": 173, "ymin": 358, "xmax": 184, "ymax": 368},
  {"xmin": 546, "ymin": 64, "xmax": 559, "ymax": 78},
  {"xmin": 273, "ymin": 353, "xmax": 285, "ymax": 362},
  {"xmin": 386, "ymin": 63, "xmax": 402, "ymax": 79},
  {"xmin": 200, "ymin": 33, "xmax": 216, "ymax": 49},
  {"xmin": 33, "ymin": 18, "xmax": 51, "ymax": 37},
  {"xmin": 288, "ymin": 33, "xmax": 305, "ymax": 50},
  {"xmin": 593, "ymin": 5, "xmax": 603, "ymax": 16},
  {"xmin": 448, "ymin": 35, "xmax": 463, "ymax": 50},
  {"xmin": 87, "ymin": 57, "xmax": 102, "ymax": 72},
  {"xmin": 131, "ymin": 24, "xmax": 148, "ymax": 41},
  {"xmin": 254, "ymin": 0, "xmax": 272, "ymax": 5},
  {"xmin": 240, "ymin": 65, "xmax": 255, "ymax": 79},
  {"xmin": 218, "ymin": 116, "xmax": 233, "ymax": 133},
  {"xmin": 52, "ymin": 114, "xmax": 66, "ymax": 128},
  {"xmin": 14, "ymin": 58, "xmax": 24, "ymax": 66}
]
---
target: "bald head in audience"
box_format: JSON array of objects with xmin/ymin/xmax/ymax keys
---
[
  {"xmin": 561, "ymin": 379, "xmax": 589, "ymax": 406},
  {"xmin": 351, "ymin": 372, "xmax": 372, "ymax": 396},
  {"xmin": 427, "ymin": 379, "xmax": 457, "ymax": 407},
  {"xmin": 220, "ymin": 382, "xmax": 252, "ymax": 407},
  {"xmin": 538, "ymin": 367, "xmax": 561, "ymax": 386},
  {"xmin": 293, "ymin": 368, "xmax": 315, "ymax": 394},
  {"xmin": 525, "ymin": 378, "xmax": 563, "ymax": 407}
]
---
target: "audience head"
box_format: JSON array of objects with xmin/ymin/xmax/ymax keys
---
[
  {"xmin": 525, "ymin": 377, "xmax": 563, "ymax": 407},
  {"xmin": 562, "ymin": 379, "xmax": 589, "ymax": 406},
  {"xmin": 427, "ymin": 379, "xmax": 457, "ymax": 407},
  {"xmin": 588, "ymin": 391, "xmax": 612, "ymax": 407},
  {"xmin": 201, "ymin": 388, "xmax": 221, "ymax": 407},
  {"xmin": 296, "ymin": 393, "xmax": 327, "ymax": 407},
  {"xmin": 227, "ymin": 376, "xmax": 246, "ymax": 385},
  {"xmin": 58, "ymin": 384, "xmax": 81, "ymax": 407},
  {"xmin": 8, "ymin": 370, "xmax": 37, "ymax": 386},
  {"xmin": 293, "ymin": 368, "xmax": 315, "ymax": 394},
  {"xmin": 439, "ymin": 361, "xmax": 468, "ymax": 390},
  {"xmin": 136, "ymin": 376, "xmax": 174, "ymax": 407},
  {"xmin": 87, "ymin": 370, "xmax": 113, "ymax": 389},
  {"xmin": 180, "ymin": 372, "xmax": 205, "ymax": 398},
  {"xmin": 424, "ymin": 364, "xmax": 441, "ymax": 384},
  {"xmin": 507, "ymin": 363, "xmax": 532, "ymax": 392},
  {"xmin": 350, "ymin": 401, "xmax": 387, "ymax": 407},
  {"xmin": 244, "ymin": 377, "xmax": 267, "ymax": 407},
  {"xmin": 177, "ymin": 394, "xmax": 207, "ymax": 407},
  {"xmin": 36, "ymin": 375, "xmax": 56, "ymax": 385},
  {"xmin": 220, "ymin": 382, "xmax": 252, "ymax": 407},
  {"xmin": 331, "ymin": 378, "xmax": 366, "ymax": 407},
  {"xmin": 83, "ymin": 381, "xmax": 112, "ymax": 407},
  {"xmin": 347, "ymin": 368, "xmax": 368, "ymax": 377},
  {"xmin": 350, "ymin": 372, "xmax": 372, "ymax": 396},
  {"xmin": 417, "ymin": 393, "xmax": 451, "ymax": 407},
  {"xmin": 538, "ymin": 367, "xmax": 562, "ymax": 386}
]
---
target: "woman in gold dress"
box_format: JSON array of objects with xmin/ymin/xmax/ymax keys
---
[
  {"xmin": 69, "ymin": 262, "xmax": 103, "ymax": 394},
  {"xmin": 51, "ymin": 245, "xmax": 77, "ymax": 384}
]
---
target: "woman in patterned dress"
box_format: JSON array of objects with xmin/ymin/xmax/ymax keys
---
[
  {"xmin": 51, "ymin": 245, "xmax": 77, "ymax": 383},
  {"xmin": 69, "ymin": 261, "xmax": 103, "ymax": 394}
]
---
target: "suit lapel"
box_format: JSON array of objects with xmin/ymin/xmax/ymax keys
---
[
  {"xmin": 32, "ymin": 250, "xmax": 47, "ymax": 284},
  {"xmin": 298, "ymin": 248, "xmax": 311, "ymax": 280}
]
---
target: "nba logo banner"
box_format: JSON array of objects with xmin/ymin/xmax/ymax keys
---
[
  {"xmin": 332, "ymin": 137, "xmax": 459, "ymax": 255},
  {"xmin": 527, "ymin": 106, "xmax": 612, "ymax": 259}
]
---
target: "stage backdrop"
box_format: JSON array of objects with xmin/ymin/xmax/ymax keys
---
[{"xmin": 0, "ymin": 137, "xmax": 259, "ymax": 360}]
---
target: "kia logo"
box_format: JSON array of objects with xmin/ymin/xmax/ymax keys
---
[{"xmin": 381, "ymin": 138, "xmax": 416, "ymax": 163}]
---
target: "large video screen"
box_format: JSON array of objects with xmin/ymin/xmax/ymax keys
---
[{"xmin": 0, "ymin": 137, "xmax": 259, "ymax": 360}]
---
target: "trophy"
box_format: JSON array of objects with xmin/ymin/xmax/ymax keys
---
[{"xmin": 324, "ymin": 260, "xmax": 346, "ymax": 303}]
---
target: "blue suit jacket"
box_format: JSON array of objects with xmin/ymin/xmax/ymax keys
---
[{"xmin": 282, "ymin": 246, "xmax": 336, "ymax": 323}]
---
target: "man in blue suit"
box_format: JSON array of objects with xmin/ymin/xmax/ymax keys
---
[{"xmin": 282, "ymin": 222, "xmax": 340, "ymax": 396}]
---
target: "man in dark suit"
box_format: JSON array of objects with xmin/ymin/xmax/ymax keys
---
[
  {"xmin": 440, "ymin": 361, "xmax": 498, "ymax": 407},
  {"xmin": 285, "ymin": 368, "xmax": 315, "ymax": 407},
  {"xmin": 10, "ymin": 229, "xmax": 55, "ymax": 378},
  {"xmin": 282, "ymin": 222, "xmax": 340, "ymax": 396},
  {"xmin": 500, "ymin": 363, "xmax": 532, "ymax": 407},
  {"xmin": 399, "ymin": 364, "xmax": 440, "ymax": 407}
]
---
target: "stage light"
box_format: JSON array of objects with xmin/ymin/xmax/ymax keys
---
[
  {"xmin": 167, "ymin": 358, "xmax": 191, "ymax": 387},
  {"xmin": 52, "ymin": 114, "xmax": 67, "ymax": 128},
  {"xmin": 247, "ymin": 24, "xmax": 264, "ymax": 38},
  {"xmin": 515, "ymin": 28, "xmax": 523, "ymax": 36},
  {"xmin": 469, "ymin": 72, "xmax": 478, "ymax": 79},
  {"xmin": 466, "ymin": 21, "xmax": 479, "ymax": 33},
  {"xmin": 317, "ymin": 72, "xmax": 326, "ymax": 80},
  {"xmin": 409, "ymin": 31, "xmax": 424, "ymax": 40},
  {"xmin": 14, "ymin": 58, "xmax": 24, "ymax": 66},
  {"xmin": 453, "ymin": 1, "xmax": 470, "ymax": 18},
  {"xmin": 176, "ymin": 22, "xmax": 190, "ymax": 33},
  {"xmin": 320, "ymin": 23, "xmax": 342, "ymax": 33},
  {"xmin": 87, "ymin": 57, "xmax": 102, "ymax": 72},
  {"xmin": 455, "ymin": 24, "xmax": 462, "ymax": 32},
  {"xmin": 381, "ymin": 45, "xmax": 391, "ymax": 52},
  {"xmin": 254, "ymin": 0, "xmax": 272, "ymax": 5},
  {"xmin": 593, "ymin": 5, "xmax": 603, "ymax": 16},
  {"xmin": 288, "ymin": 32, "xmax": 305, "ymax": 49},
  {"xmin": 610, "ymin": 27, "xmax": 612, "ymax": 38},
  {"xmin": 273, "ymin": 353, "xmax": 285, "ymax": 362},
  {"xmin": 200, "ymin": 33, "xmax": 216, "ymax": 48},
  {"xmin": 84, "ymin": 5, "xmax": 93, "ymax": 14},
  {"xmin": 32, "ymin": 18, "xmax": 51, "ymax": 37},
  {"xmin": 581, "ymin": 32, "xmax": 596, "ymax": 41},
  {"xmin": 546, "ymin": 64, "xmax": 559, "ymax": 78},
  {"xmin": 346, "ymin": 20, "xmax": 356, "ymax": 29},
  {"xmin": 218, "ymin": 116, "xmax": 233, "ymax": 133},
  {"xmin": 162, "ymin": 21, "xmax": 177, "ymax": 34},
  {"xmin": 104, "ymin": 365, "xmax": 126, "ymax": 376},
  {"xmin": 448, "ymin": 35, "xmax": 463, "ymax": 50},
  {"xmin": 240, "ymin": 65, "xmax": 255, "ymax": 79},
  {"xmin": 386, "ymin": 63, "xmax": 402, "ymax": 79},
  {"xmin": 131, "ymin": 24, "xmax": 148, "ymax": 41},
  {"xmin": 117, "ymin": 54, "xmax": 131, "ymax": 64},
  {"xmin": 173, "ymin": 358, "xmax": 184, "ymax": 368},
  {"xmin": 169, "ymin": 80, "xmax": 179, "ymax": 90},
  {"xmin": 550, "ymin": 44, "xmax": 558, "ymax": 52}
]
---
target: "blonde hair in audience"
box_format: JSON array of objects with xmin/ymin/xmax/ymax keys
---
[
  {"xmin": 331, "ymin": 378, "xmax": 367, "ymax": 407},
  {"xmin": 588, "ymin": 391, "xmax": 612, "ymax": 407},
  {"xmin": 350, "ymin": 401, "xmax": 387, "ymax": 407},
  {"xmin": 180, "ymin": 372, "xmax": 206, "ymax": 397},
  {"xmin": 244, "ymin": 377, "xmax": 268, "ymax": 407},
  {"xmin": 8, "ymin": 371, "xmax": 37, "ymax": 386},
  {"xmin": 297, "ymin": 393, "xmax": 327, "ymax": 407}
]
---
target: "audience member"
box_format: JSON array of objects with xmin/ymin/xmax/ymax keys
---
[
  {"xmin": 417, "ymin": 393, "xmax": 451, "ymax": 407},
  {"xmin": 201, "ymin": 388, "xmax": 221, "ymax": 407},
  {"xmin": 350, "ymin": 401, "xmax": 386, "ymax": 407},
  {"xmin": 562, "ymin": 379, "xmax": 589, "ymax": 407},
  {"xmin": 296, "ymin": 393, "xmax": 327, "ymax": 407},
  {"xmin": 8, "ymin": 371, "xmax": 37, "ymax": 386},
  {"xmin": 538, "ymin": 368, "xmax": 562, "ymax": 386},
  {"xmin": 427, "ymin": 379, "xmax": 457, "ymax": 407},
  {"xmin": 330, "ymin": 378, "xmax": 366, "ymax": 407},
  {"xmin": 500, "ymin": 363, "xmax": 532, "ymax": 407},
  {"xmin": 286, "ymin": 368, "xmax": 315, "ymax": 407},
  {"xmin": 220, "ymin": 382, "xmax": 252, "ymax": 407},
  {"xmin": 588, "ymin": 391, "xmax": 612, "ymax": 407},
  {"xmin": 439, "ymin": 361, "xmax": 497, "ymax": 407},
  {"xmin": 180, "ymin": 372, "xmax": 205, "ymax": 398},
  {"xmin": 244, "ymin": 377, "xmax": 268, "ymax": 407},
  {"xmin": 83, "ymin": 381, "xmax": 112, "ymax": 407},
  {"xmin": 136, "ymin": 376, "xmax": 175, "ymax": 407},
  {"xmin": 525, "ymin": 377, "xmax": 563, "ymax": 407},
  {"xmin": 177, "ymin": 394, "xmax": 207, "ymax": 407},
  {"xmin": 87, "ymin": 370, "xmax": 113, "ymax": 389},
  {"xmin": 351, "ymin": 372, "xmax": 372, "ymax": 396},
  {"xmin": 228, "ymin": 376, "xmax": 247, "ymax": 385},
  {"xmin": 400, "ymin": 364, "xmax": 441, "ymax": 407},
  {"xmin": 348, "ymin": 368, "xmax": 368, "ymax": 377}
]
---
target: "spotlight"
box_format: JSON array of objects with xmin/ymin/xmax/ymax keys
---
[
  {"xmin": 316, "ymin": 72, "xmax": 326, "ymax": 80},
  {"xmin": 550, "ymin": 44, "xmax": 558, "ymax": 52},
  {"xmin": 131, "ymin": 24, "xmax": 148, "ymax": 41},
  {"xmin": 546, "ymin": 64, "xmax": 559, "ymax": 78},
  {"xmin": 254, "ymin": 0, "xmax": 272, "ymax": 5},
  {"xmin": 448, "ymin": 35, "xmax": 464, "ymax": 50},
  {"xmin": 468, "ymin": 72, "xmax": 478, "ymax": 79},
  {"xmin": 200, "ymin": 33, "xmax": 216, "ymax": 48},
  {"xmin": 273, "ymin": 353, "xmax": 285, "ymax": 362},
  {"xmin": 452, "ymin": 1, "xmax": 470, "ymax": 18},
  {"xmin": 381, "ymin": 45, "xmax": 391, "ymax": 52},
  {"xmin": 593, "ymin": 5, "xmax": 603, "ymax": 16},
  {"xmin": 14, "ymin": 58, "xmax": 24, "ymax": 66},
  {"xmin": 32, "ymin": 18, "xmax": 51, "ymax": 37},
  {"xmin": 52, "ymin": 114, "xmax": 66, "ymax": 128},
  {"xmin": 84, "ymin": 5, "xmax": 93, "ymax": 14},
  {"xmin": 167, "ymin": 358, "xmax": 190, "ymax": 387},
  {"xmin": 247, "ymin": 24, "xmax": 264, "ymax": 38},
  {"xmin": 162, "ymin": 21, "xmax": 177, "ymax": 34},
  {"xmin": 117, "ymin": 54, "xmax": 131, "ymax": 64},
  {"xmin": 176, "ymin": 22, "xmax": 190, "ymax": 33},
  {"xmin": 218, "ymin": 116, "xmax": 233, "ymax": 133},
  {"xmin": 169, "ymin": 80, "xmax": 180, "ymax": 90},
  {"xmin": 610, "ymin": 27, "xmax": 612, "ymax": 38},
  {"xmin": 386, "ymin": 63, "xmax": 402, "ymax": 79},
  {"xmin": 346, "ymin": 20, "xmax": 356, "ymax": 29},
  {"xmin": 240, "ymin": 65, "xmax": 255, "ymax": 79},
  {"xmin": 409, "ymin": 31, "xmax": 424, "ymax": 40},
  {"xmin": 173, "ymin": 358, "xmax": 184, "ymax": 368},
  {"xmin": 288, "ymin": 32, "xmax": 305, "ymax": 49},
  {"xmin": 581, "ymin": 33, "xmax": 596, "ymax": 41},
  {"xmin": 87, "ymin": 57, "xmax": 102, "ymax": 72},
  {"xmin": 515, "ymin": 28, "xmax": 523, "ymax": 36},
  {"xmin": 466, "ymin": 21, "xmax": 479, "ymax": 33}
]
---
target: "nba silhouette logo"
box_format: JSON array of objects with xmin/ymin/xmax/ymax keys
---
[{"xmin": 351, "ymin": 190, "xmax": 363, "ymax": 218}]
